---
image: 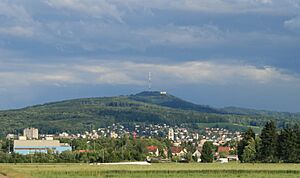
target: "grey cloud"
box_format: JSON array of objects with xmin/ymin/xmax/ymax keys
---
[
  {"xmin": 0, "ymin": 60, "xmax": 299, "ymax": 88},
  {"xmin": 0, "ymin": 0, "xmax": 298, "ymax": 59},
  {"xmin": 114, "ymin": 0, "xmax": 300, "ymax": 15},
  {"xmin": 284, "ymin": 16, "xmax": 300, "ymax": 32},
  {"xmin": 136, "ymin": 25, "xmax": 224, "ymax": 47},
  {"xmin": 0, "ymin": 26, "xmax": 34, "ymax": 37},
  {"xmin": 0, "ymin": 0, "xmax": 299, "ymax": 81},
  {"xmin": 43, "ymin": 0, "xmax": 300, "ymax": 22},
  {"xmin": 0, "ymin": 1, "xmax": 32, "ymax": 21},
  {"xmin": 46, "ymin": 0, "xmax": 124, "ymax": 23}
]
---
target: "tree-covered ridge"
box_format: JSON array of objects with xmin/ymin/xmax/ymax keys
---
[
  {"xmin": 129, "ymin": 91, "xmax": 219, "ymax": 113},
  {"xmin": 0, "ymin": 91, "xmax": 299, "ymax": 136},
  {"xmin": 221, "ymin": 106, "xmax": 300, "ymax": 117}
]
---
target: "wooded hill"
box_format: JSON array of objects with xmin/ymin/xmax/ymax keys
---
[{"xmin": 0, "ymin": 91, "xmax": 299, "ymax": 136}]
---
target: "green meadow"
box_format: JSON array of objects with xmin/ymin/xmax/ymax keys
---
[{"xmin": 0, "ymin": 163, "xmax": 299, "ymax": 178}]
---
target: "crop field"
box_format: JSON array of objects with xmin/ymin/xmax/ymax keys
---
[{"xmin": 0, "ymin": 163, "xmax": 299, "ymax": 178}]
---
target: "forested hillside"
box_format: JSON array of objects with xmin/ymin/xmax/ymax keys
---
[{"xmin": 0, "ymin": 91, "xmax": 299, "ymax": 136}]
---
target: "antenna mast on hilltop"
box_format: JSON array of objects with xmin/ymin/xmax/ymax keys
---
[{"xmin": 148, "ymin": 72, "xmax": 152, "ymax": 90}]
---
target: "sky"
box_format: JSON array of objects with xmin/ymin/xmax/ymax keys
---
[{"xmin": 0, "ymin": 0, "xmax": 300, "ymax": 112}]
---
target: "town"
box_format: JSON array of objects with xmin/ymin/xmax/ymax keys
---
[
  {"xmin": 4, "ymin": 124, "xmax": 242, "ymax": 163},
  {"xmin": 3, "ymin": 121, "xmax": 298, "ymax": 164}
]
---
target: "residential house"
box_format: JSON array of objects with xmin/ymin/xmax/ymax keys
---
[
  {"xmin": 217, "ymin": 146, "xmax": 231, "ymax": 155},
  {"xmin": 192, "ymin": 150, "xmax": 201, "ymax": 162},
  {"xmin": 147, "ymin": 146, "xmax": 159, "ymax": 157},
  {"xmin": 171, "ymin": 147, "xmax": 186, "ymax": 157}
]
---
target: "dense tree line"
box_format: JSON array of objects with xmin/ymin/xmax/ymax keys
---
[
  {"xmin": 0, "ymin": 137, "xmax": 173, "ymax": 163},
  {"xmin": 238, "ymin": 121, "xmax": 300, "ymax": 163}
]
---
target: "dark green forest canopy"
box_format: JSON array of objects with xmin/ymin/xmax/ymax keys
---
[{"xmin": 0, "ymin": 91, "xmax": 299, "ymax": 136}]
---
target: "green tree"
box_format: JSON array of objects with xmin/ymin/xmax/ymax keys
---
[
  {"xmin": 219, "ymin": 151, "xmax": 228, "ymax": 158},
  {"xmin": 258, "ymin": 121, "xmax": 278, "ymax": 163},
  {"xmin": 241, "ymin": 138, "xmax": 256, "ymax": 163},
  {"xmin": 295, "ymin": 124, "xmax": 300, "ymax": 162},
  {"xmin": 184, "ymin": 152, "xmax": 193, "ymax": 162},
  {"xmin": 277, "ymin": 125, "xmax": 299, "ymax": 163},
  {"xmin": 200, "ymin": 141, "xmax": 214, "ymax": 163},
  {"xmin": 59, "ymin": 151, "xmax": 76, "ymax": 163},
  {"xmin": 237, "ymin": 128, "xmax": 255, "ymax": 162}
]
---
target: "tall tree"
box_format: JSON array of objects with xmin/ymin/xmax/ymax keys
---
[
  {"xmin": 237, "ymin": 128, "xmax": 255, "ymax": 162},
  {"xmin": 258, "ymin": 121, "xmax": 278, "ymax": 163},
  {"xmin": 200, "ymin": 141, "xmax": 214, "ymax": 163},
  {"xmin": 295, "ymin": 124, "xmax": 300, "ymax": 162},
  {"xmin": 277, "ymin": 124, "xmax": 300, "ymax": 163},
  {"xmin": 241, "ymin": 138, "xmax": 256, "ymax": 163}
]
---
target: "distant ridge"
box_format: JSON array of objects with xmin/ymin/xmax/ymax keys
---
[
  {"xmin": 0, "ymin": 91, "xmax": 299, "ymax": 136},
  {"xmin": 129, "ymin": 91, "xmax": 220, "ymax": 113}
]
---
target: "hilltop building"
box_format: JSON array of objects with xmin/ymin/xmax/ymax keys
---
[
  {"xmin": 23, "ymin": 128, "xmax": 38, "ymax": 140},
  {"xmin": 14, "ymin": 140, "xmax": 71, "ymax": 155},
  {"xmin": 160, "ymin": 91, "xmax": 167, "ymax": 95}
]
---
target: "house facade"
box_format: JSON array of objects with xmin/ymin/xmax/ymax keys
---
[
  {"xmin": 147, "ymin": 146, "xmax": 160, "ymax": 157},
  {"xmin": 14, "ymin": 140, "xmax": 71, "ymax": 155}
]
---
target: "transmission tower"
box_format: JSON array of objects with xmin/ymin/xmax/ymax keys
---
[{"xmin": 148, "ymin": 72, "xmax": 152, "ymax": 90}]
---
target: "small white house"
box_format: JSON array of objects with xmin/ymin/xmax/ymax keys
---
[
  {"xmin": 193, "ymin": 150, "xmax": 202, "ymax": 162},
  {"xmin": 227, "ymin": 155, "xmax": 239, "ymax": 161},
  {"xmin": 160, "ymin": 91, "xmax": 167, "ymax": 95}
]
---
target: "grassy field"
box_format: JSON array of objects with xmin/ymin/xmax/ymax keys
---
[{"xmin": 0, "ymin": 163, "xmax": 299, "ymax": 178}]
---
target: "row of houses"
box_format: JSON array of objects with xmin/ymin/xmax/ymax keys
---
[{"xmin": 146, "ymin": 145, "xmax": 238, "ymax": 163}]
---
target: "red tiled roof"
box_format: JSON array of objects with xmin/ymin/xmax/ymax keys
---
[
  {"xmin": 218, "ymin": 146, "xmax": 230, "ymax": 153},
  {"xmin": 171, "ymin": 147, "xmax": 183, "ymax": 154},
  {"xmin": 147, "ymin": 146, "xmax": 158, "ymax": 152}
]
